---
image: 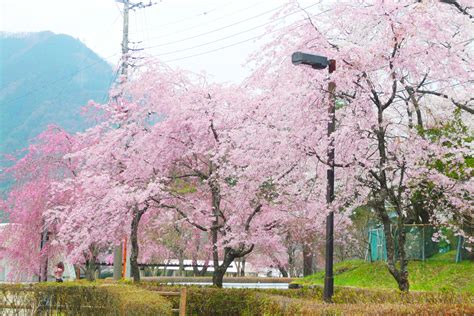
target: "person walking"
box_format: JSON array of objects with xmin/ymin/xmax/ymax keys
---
[{"xmin": 54, "ymin": 262, "xmax": 65, "ymax": 282}]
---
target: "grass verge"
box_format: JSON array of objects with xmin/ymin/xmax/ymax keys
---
[{"xmin": 293, "ymin": 251, "xmax": 474, "ymax": 293}]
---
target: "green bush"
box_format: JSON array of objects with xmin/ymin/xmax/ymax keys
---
[
  {"xmin": 331, "ymin": 286, "xmax": 472, "ymax": 305},
  {"xmin": 138, "ymin": 284, "xmax": 473, "ymax": 315},
  {"xmin": 0, "ymin": 282, "xmax": 172, "ymax": 315},
  {"xmin": 3, "ymin": 282, "xmax": 471, "ymax": 315},
  {"xmin": 139, "ymin": 285, "xmax": 257, "ymax": 315},
  {"xmin": 105, "ymin": 285, "xmax": 172, "ymax": 316},
  {"xmin": 267, "ymin": 297, "xmax": 474, "ymax": 316},
  {"xmin": 0, "ymin": 283, "xmax": 111, "ymax": 315}
]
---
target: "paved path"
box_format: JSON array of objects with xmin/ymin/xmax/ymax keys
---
[{"xmin": 165, "ymin": 282, "xmax": 289, "ymax": 289}]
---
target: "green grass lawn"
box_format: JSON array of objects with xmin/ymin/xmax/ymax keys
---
[{"xmin": 294, "ymin": 251, "xmax": 474, "ymax": 293}]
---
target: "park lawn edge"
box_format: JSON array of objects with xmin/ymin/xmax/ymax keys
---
[{"xmin": 292, "ymin": 251, "xmax": 474, "ymax": 294}]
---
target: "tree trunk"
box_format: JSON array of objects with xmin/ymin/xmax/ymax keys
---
[
  {"xmin": 377, "ymin": 202, "xmax": 410, "ymax": 292},
  {"xmin": 240, "ymin": 258, "xmax": 246, "ymax": 277},
  {"xmin": 373, "ymin": 101, "xmax": 410, "ymax": 292},
  {"xmin": 85, "ymin": 260, "xmax": 96, "ymax": 281},
  {"xmin": 200, "ymin": 260, "xmax": 209, "ymax": 276},
  {"xmin": 303, "ymin": 244, "xmax": 314, "ymax": 276},
  {"xmin": 178, "ymin": 249, "xmax": 185, "ymax": 277},
  {"xmin": 210, "ymin": 178, "xmax": 222, "ymax": 286},
  {"xmin": 192, "ymin": 256, "xmax": 199, "ymax": 276},
  {"xmin": 207, "ymin": 170, "xmax": 256, "ymax": 286},
  {"xmin": 288, "ymin": 244, "xmax": 295, "ymax": 277},
  {"xmin": 40, "ymin": 257, "xmax": 48, "ymax": 282},
  {"xmin": 212, "ymin": 246, "xmax": 253, "ymax": 287},
  {"xmin": 74, "ymin": 264, "xmax": 81, "ymax": 280},
  {"xmin": 211, "ymin": 225, "xmax": 220, "ymax": 283},
  {"xmin": 192, "ymin": 257, "xmax": 209, "ymax": 276},
  {"xmin": 396, "ymin": 218, "xmax": 409, "ymax": 291},
  {"xmin": 278, "ymin": 265, "xmax": 289, "ymax": 277},
  {"xmin": 213, "ymin": 267, "xmax": 226, "ymax": 288},
  {"xmin": 212, "ymin": 248, "xmax": 234, "ymax": 287},
  {"xmin": 130, "ymin": 206, "xmax": 146, "ymax": 282},
  {"xmin": 211, "ymin": 249, "xmax": 252, "ymax": 286},
  {"xmin": 212, "ymin": 256, "xmax": 231, "ymax": 287},
  {"xmin": 39, "ymin": 228, "xmax": 49, "ymax": 282},
  {"xmin": 235, "ymin": 259, "xmax": 241, "ymax": 277}
]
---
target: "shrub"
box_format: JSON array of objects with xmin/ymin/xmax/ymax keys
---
[
  {"xmin": 0, "ymin": 283, "xmax": 111, "ymax": 315},
  {"xmin": 105, "ymin": 285, "xmax": 172, "ymax": 316},
  {"xmin": 0, "ymin": 283, "xmax": 172, "ymax": 315},
  {"xmin": 138, "ymin": 283, "xmax": 473, "ymax": 315},
  {"xmin": 3, "ymin": 282, "xmax": 470, "ymax": 315}
]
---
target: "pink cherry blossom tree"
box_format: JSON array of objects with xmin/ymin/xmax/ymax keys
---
[
  {"xmin": 71, "ymin": 61, "xmax": 336, "ymax": 286},
  {"xmin": 247, "ymin": 0, "xmax": 473, "ymax": 291},
  {"xmin": 0, "ymin": 126, "xmax": 77, "ymax": 281}
]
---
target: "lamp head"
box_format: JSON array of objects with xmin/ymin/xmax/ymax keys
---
[{"xmin": 292, "ymin": 52, "xmax": 329, "ymax": 70}]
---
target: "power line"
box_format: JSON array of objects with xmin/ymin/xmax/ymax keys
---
[
  {"xmin": 138, "ymin": 3, "xmax": 288, "ymax": 49},
  {"xmin": 131, "ymin": 1, "xmax": 265, "ymax": 40},
  {"xmin": 146, "ymin": 3, "xmax": 322, "ymax": 57},
  {"xmin": 146, "ymin": 7, "xmax": 331, "ymax": 64},
  {"xmin": 102, "ymin": 60, "xmax": 123, "ymax": 104},
  {"xmin": 160, "ymin": 20, "xmax": 308, "ymax": 64},
  {"xmin": 0, "ymin": 3, "xmax": 321, "ymax": 104},
  {"xmin": 134, "ymin": 0, "xmax": 237, "ymax": 31}
]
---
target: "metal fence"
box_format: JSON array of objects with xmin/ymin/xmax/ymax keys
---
[{"xmin": 367, "ymin": 224, "xmax": 442, "ymax": 262}]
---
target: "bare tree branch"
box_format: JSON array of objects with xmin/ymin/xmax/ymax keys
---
[
  {"xmin": 440, "ymin": 0, "xmax": 474, "ymax": 20},
  {"xmin": 245, "ymin": 204, "xmax": 262, "ymax": 231},
  {"xmin": 416, "ymin": 89, "xmax": 474, "ymax": 114}
]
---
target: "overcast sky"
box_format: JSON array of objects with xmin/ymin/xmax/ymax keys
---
[{"xmin": 1, "ymin": 0, "xmax": 319, "ymax": 83}]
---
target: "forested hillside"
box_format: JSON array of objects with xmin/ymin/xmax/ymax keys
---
[{"xmin": 0, "ymin": 31, "xmax": 113, "ymax": 155}]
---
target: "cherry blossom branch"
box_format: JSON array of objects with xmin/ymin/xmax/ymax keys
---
[
  {"xmin": 382, "ymin": 38, "xmax": 400, "ymax": 111},
  {"xmin": 210, "ymin": 120, "xmax": 219, "ymax": 143},
  {"xmin": 150, "ymin": 197, "xmax": 208, "ymax": 232},
  {"xmin": 307, "ymin": 149, "xmax": 352, "ymax": 168},
  {"xmin": 415, "ymin": 89, "xmax": 474, "ymax": 114},
  {"xmin": 440, "ymin": 0, "xmax": 474, "ymax": 20},
  {"xmin": 245, "ymin": 204, "xmax": 262, "ymax": 231}
]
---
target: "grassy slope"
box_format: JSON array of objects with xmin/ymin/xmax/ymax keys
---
[{"xmin": 295, "ymin": 251, "xmax": 474, "ymax": 293}]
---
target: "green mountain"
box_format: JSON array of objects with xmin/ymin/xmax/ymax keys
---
[{"xmin": 0, "ymin": 31, "xmax": 114, "ymax": 155}]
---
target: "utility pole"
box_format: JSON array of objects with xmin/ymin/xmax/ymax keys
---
[
  {"xmin": 113, "ymin": 0, "xmax": 130, "ymax": 281},
  {"xmin": 112, "ymin": 0, "xmax": 155, "ymax": 281},
  {"xmin": 121, "ymin": 0, "xmax": 130, "ymax": 78}
]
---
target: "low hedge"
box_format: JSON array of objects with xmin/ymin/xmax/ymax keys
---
[
  {"xmin": 260, "ymin": 294, "xmax": 474, "ymax": 315},
  {"xmin": 330, "ymin": 285, "xmax": 473, "ymax": 305},
  {"xmin": 139, "ymin": 284, "xmax": 473, "ymax": 315},
  {"xmin": 105, "ymin": 285, "xmax": 172, "ymax": 315},
  {"xmin": 0, "ymin": 283, "xmax": 172, "ymax": 315},
  {"xmin": 2, "ymin": 282, "xmax": 472, "ymax": 315}
]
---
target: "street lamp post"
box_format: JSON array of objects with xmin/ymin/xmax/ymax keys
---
[{"xmin": 292, "ymin": 52, "xmax": 336, "ymax": 302}]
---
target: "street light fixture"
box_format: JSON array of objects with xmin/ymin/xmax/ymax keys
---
[
  {"xmin": 291, "ymin": 52, "xmax": 329, "ymax": 69},
  {"xmin": 292, "ymin": 51, "xmax": 336, "ymax": 303}
]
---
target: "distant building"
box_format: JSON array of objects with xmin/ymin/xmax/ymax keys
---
[{"xmin": 146, "ymin": 259, "xmax": 282, "ymax": 278}]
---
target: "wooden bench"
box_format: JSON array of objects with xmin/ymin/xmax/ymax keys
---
[{"xmin": 154, "ymin": 288, "xmax": 187, "ymax": 316}]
